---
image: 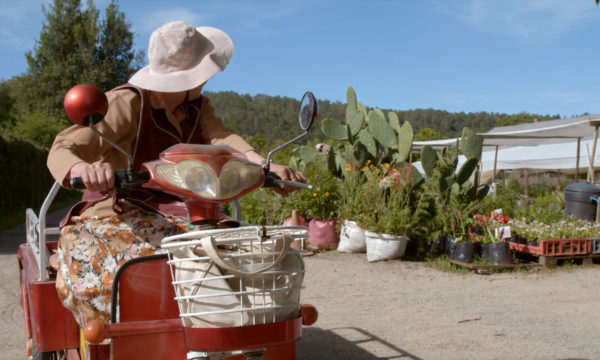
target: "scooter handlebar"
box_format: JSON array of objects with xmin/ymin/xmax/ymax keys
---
[
  {"xmin": 69, "ymin": 169, "xmax": 150, "ymax": 191},
  {"xmin": 263, "ymin": 171, "xmax": 313, "ymax": 190}
]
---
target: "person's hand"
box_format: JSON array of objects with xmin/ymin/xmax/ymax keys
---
[
  {"xmin": 68, "ymin": 161, "xmax": 115, "ymax": 193},
  {"xmin": 268, "ymin": 162, "xmax": 307, "ymax": 197}
]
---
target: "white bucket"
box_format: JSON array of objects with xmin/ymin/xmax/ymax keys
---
[
  {"xmin": 365, "ymin": 231, "xmax": 408, "ymax": 262},
  {"xmin": 338, "ymin": 220, "xmax": 366, "ymax": 253}
]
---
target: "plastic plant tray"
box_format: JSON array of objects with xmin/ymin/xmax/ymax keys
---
[
  {"xmin": 592, "ymin": 237, "xmax": 600, "ymax": 254},
  {"xmin": 509, "ymin": 238, "xmax": 591, "ymax": 257}
]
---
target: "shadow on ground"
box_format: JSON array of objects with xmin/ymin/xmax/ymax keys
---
[
  {"xmin": 297, "ymin": 327, "xmax": 422, "ymax": 360},
  {"xmin": 0, "ymin": 207, "xmax": 68, "ymax": 255}
]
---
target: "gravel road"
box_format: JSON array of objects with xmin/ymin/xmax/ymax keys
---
[{"xmin": 2, "ymin": 208, "xmax": 599, "ymax": 359}]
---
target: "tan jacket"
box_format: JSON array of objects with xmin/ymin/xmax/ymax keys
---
[{"xmin": 47, "ymin": 87, "xmax": 253, "ymax": 217}]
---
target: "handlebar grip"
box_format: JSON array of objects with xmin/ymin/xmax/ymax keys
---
[{"xmin": 70, "ymin": 177, "xmax": 86, "ymax": 190}]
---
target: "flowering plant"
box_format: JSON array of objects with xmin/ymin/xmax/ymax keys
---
[
  {"xmin": 510, "ymin": 218, "xmax": 600, "ymax": 241},
  {"xmin": 282, "ymin": 160, "xmax": 341, "ymax": 221},
  {"xmin": 340, "ymin": 161, "xmax": 423, "ymax": 236},
  {"xmin": 472, "ymin": 212, "xmax": 511, "ymax": 243}
]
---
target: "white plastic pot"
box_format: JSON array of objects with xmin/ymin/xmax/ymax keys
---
[
  {"xmin": 337, "ymin": 220, "xmax": 366, "ymax": 253},
  {"xmin": 365, "ymin": 231, "xmax": 408, "ymax": 262}
]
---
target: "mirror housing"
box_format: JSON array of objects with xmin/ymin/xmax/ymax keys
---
[
  {"xmin": 299, "ymin": 92, "xmax": 318, "ymax": 132},
  {"xmin": 64, "ymin": 84, "xmax": 108, "ymax": 126},
  {"xmin": 63, "ymin": 83, "xmax": 134, "ymax": 174}
]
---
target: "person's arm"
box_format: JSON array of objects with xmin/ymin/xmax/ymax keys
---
[
  {"xmin": 47, "ymin": 89, "xmax": 140, "ymax": 192},
  {"xmin": 245, "ymin": 150, "xmax": 307, "ymax": 197},
  {"xmin": 199, "ymin": 97, "xmax": 306, "ymax": 196}
]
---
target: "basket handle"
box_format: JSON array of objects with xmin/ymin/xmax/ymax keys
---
[{"xmin": 200, "ymin": 233, "xmax": 292, "ymax": 276}]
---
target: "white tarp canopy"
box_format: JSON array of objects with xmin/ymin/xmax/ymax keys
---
[
  {"xmin": 412, "ymin": 114, "xmax": 600, "ymax": 151},
  {"xmin": 411, "ymin": 114, "xmax": 600, "ymax": 180},
  {"xmin": 478, "ymin": 139, "xmax": 600, "ymax": 173},
  {"xmin": 413, "ymin": 139, "xmax": 600, "ymax": 182}
]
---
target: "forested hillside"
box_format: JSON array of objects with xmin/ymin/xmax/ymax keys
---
[{"xmin": 206, "ymin": 90, "xmax": 559, "ymax": 147}]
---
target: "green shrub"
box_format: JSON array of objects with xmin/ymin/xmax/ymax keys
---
[{"xmin": 0, "ymin": 134, "xmax": 79, "ymax": 231}]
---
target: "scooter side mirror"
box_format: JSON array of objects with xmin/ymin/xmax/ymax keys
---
[
  {"xmin": 264, "ymin": 91, "xmax": 319, "ymax": 174},
  {"xmin": 64, "ymin": 84, "xmax": 108, "ymax": 126},
  {"xmin": 63, "ymin": 83, "xmax": 134, "ymax": 173},
  {"xmin": 299, "ymin": 92, "xmax": 318, "ymax": 132}
]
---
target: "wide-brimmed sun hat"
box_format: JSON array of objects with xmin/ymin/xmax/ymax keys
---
[{"xmin": 129, "ymin": 21, "xmax": 234, "ymax": 92}]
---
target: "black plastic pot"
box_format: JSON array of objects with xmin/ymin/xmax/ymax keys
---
[
  {"xmin": 446, "ymin": 237, "xmax": 457, "ymax": 260},
  {"xmin": 527, "ymin": 239, "xmax": 539, "ymax": 247},
  {"xmin": 429, "ymin": 235, "xmax": 446, "ymax": 256},
  {"xmin": 489, "ymin": 242, "xmax": 511, "ymax": 265},
  {"xmin": 455, "ymin": 241, "xmax": 474, "ymax": 263},
  {"xmin": 480, "ymin": 243, "xmax": 491, "ymax": 262}
]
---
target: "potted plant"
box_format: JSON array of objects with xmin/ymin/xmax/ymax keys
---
[
  {"xmin": 345, "ymin": 162, "xmax": 423, "ymax": 262},
  {"xmin": 476, "ymin": 213, "xmax": 512, "ymax": 265},
  {"xmin": 282, "ymin": 159, "xmax": 342, "ymax": 249}
]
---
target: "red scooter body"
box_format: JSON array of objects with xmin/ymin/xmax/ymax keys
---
[{"xmin": 18, "ymin": 84, "xmax": 319, "ymax": 359}]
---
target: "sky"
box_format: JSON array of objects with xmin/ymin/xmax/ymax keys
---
[{"xmin": 1, "ymin": 0, "xmax": 599, "ymax": 117}]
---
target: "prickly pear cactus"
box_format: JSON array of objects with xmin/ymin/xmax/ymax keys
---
[{"xmin": 320, "ymin": 86, "xmax": 415, "ymax": 176}]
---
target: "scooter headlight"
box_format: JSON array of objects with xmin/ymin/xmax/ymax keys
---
[{"xmin": 155, "ymin": 159, "xmax": 262, "ymax": 200}]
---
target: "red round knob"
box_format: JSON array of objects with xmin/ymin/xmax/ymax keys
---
[
  {"xmin": 83, "ymin": 319, "xmax": 106, "ymax": 344},
  {"xmin": 63, "ymin": 84, "xmax": 108, "ymax": 126},
  {"xmin": 300, "ymin": 304, "xmax": 318, "ymax": 326}
]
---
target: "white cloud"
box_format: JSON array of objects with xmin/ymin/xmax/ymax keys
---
[
  {"xmin": 132, "ymin": 1, "xmax": 312, "ymax": 39},
  {"xmin": 435, "ymin": 0, "xmax": 596, "ymax": 41},
  {"xmin": 0, "ymin": 1, "xmax": 46, "ymax": 49}
]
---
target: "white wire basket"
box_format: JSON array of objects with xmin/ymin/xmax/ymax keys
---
[{"xmin": 161, "ymin": 225, "xmax": 308, "ymax": 328}]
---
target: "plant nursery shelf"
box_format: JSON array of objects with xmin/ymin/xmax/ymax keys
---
[{"xmin": 447, "ymin": 259, "xmax": 542, "ymax": 275}]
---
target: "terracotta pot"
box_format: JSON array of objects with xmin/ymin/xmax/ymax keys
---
[
  {"xmin": 307, "ymin": 219, "xmax": 338, "ymax": 249},
  {"xmin": 282, "ymin": 215, "xmax": 307, "ymax": 226}
]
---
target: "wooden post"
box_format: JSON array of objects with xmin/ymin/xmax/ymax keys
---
[
  {"xmin": 524, "ymin": 168, "xmax": 529, "ymax": 207},
  {"xmin": 576, "ymin": 137, "xmax": 581, "ymax": 181},
  {"xmin": 592, "ymin": 126, "xmax": 599, "ymax": 183},
  {"xmin": 492, "ymin": 145, "xmax": 498, "ymax": 184}
]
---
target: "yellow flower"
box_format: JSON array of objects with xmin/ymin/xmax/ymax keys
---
[
  {"xmin": 325, "ymin": 192, "xmax": 330, "ymax": 197},
  {"xmin": 385, "ymin": 163, "xmax": 390, "ymax": 168},
  {"xmin": 313, "ymin": 192, "xmax": 318, "ymax": 197}
]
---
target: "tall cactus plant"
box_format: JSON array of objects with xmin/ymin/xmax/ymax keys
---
[
  {"xmin": 417, "ymin": 128, "xmax": 489, "ymax": 243},
  {"xmin": 320, "ymin": 86, "xmax": 414, "ymax": 177}
]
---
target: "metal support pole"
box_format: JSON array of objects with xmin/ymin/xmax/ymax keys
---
[{"xmin": 576, "ymin": 137, "xmax": 581, "ymax": 182}]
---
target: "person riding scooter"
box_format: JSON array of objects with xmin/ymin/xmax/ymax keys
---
[{"xmin": 46, "ymin": 20, "xmax": 306, "ymax": 327}]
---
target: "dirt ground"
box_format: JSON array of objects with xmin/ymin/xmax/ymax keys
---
[{"xmin": 2, "ymin": 208, "xmax": 600, "ymax": 360}]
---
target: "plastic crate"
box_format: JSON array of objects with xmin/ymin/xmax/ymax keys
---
[
  {"xmin": 509, "ymin": 238, "xmax": 591, "ymax": 256},
  {"xmin": 592, "ymin": 237, "xmax": 600, "ymax": 254}
]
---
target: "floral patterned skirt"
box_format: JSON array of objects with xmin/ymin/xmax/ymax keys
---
[{"xmin": 56, "ymin": 209, "xmax": 188, "ymax": 327}]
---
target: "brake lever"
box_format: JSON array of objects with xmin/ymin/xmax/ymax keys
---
[
  {"xmin": 273, "ymin": 178, "xmax": 313, "ymax": 190},
  {"xmin": 264, "ymin": 171, "xmax": 313, "ymax": 190}
]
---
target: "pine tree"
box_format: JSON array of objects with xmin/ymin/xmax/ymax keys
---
[{"xmin": 7, "ymin": 0, "xmax": 143, "ymax": 148}]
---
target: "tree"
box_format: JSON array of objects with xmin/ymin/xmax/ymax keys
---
[
  {"xmin": 19, "ymin": 0, "xmax": 100, "ymax": 117},
  {"xmin": 6, "ymin": 0, "xmax": 143, "ymax": 148},
  {"xmin": 0, "ymin": 82, "xmax": 15, "ymax": 130},
  {"xmin": 94, "ymin": 0, "xmax": 145, "ymax": 92}
]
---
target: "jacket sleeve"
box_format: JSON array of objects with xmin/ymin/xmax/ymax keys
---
[{"xmin": 46, "ymin": 89, "xmax": 141, "ymax": 187}]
